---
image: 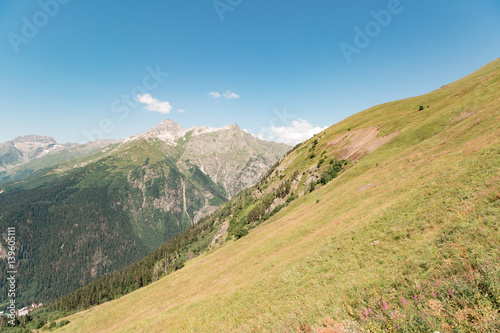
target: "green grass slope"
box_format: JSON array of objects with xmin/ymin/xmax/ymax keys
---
[{"xmin": 54, "ymin": 58, "xmax": 500, "ymax": 332}]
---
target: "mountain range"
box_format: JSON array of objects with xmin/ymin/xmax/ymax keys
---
[
  {"xmin": 0, "ymin": 120, "xmax": 290, "ymax": 306},
  {"xmin": 0, "ymin": 136, "xmax": 114, "ymax": 183}
]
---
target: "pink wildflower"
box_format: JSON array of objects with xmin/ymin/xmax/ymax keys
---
[{"xmin": 401, "ymin": 297, "xmax": 407, "ymax": 308}]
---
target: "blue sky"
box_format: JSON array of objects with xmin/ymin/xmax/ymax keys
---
[{"xmin": 0, "ymin": 0, "xmax": 499, "ymax": 145}]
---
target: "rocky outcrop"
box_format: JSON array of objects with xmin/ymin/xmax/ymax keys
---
[{"xmin": 142, "ymin": 120, "xmax": 290, "ymax": 198}]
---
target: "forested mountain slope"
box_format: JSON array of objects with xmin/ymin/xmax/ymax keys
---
[{"xmin": 0, "ymin": 120, "xmax": 289, "ymax": 307}]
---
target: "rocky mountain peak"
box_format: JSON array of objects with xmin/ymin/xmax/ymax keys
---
[
  {"xmin": 155, "ymin": 119, "xmax": 184, "ymax": 133},
  {"xmin": 12, "ymin": 135, "xmax": 56, "ymax": 144},
  {"xmin": 0, "ymin": 135, "xmax": 114, "ymax": 175},
  {"xmin": 137, "ymin": 119, "xmax": 187, "ymax": 143},
  {"xmin": 222, "ymin": 123, "xmax": 241, "ymax": 131},
  {"xmin": 134, "ymin": 120, "xmax": 247, "ymax": 145}
]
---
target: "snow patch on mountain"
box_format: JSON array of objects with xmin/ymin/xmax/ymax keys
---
[{"xmin": 122, "ymin": 119, "xmax": 241, "ymax": 145}]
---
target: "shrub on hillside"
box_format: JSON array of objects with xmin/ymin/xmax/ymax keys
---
[{"xmin": 233, "ymin": 226, "xmax": 248, "ymax": 239}]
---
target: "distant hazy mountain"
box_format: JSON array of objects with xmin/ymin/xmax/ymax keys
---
[
  {"xmin": 0, "ymin": 135, "xmax": 57, "ymax": 166},
  {"xmin": 0, "ymin": 135, "xmax": 114, "ymax": 183},
  {"xmin": 0, "ymin": 119, "xmax": 290, "ymax": 306}
]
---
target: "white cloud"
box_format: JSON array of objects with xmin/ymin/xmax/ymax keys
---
[
  {"xmin": 176, "ymin": 109, "xmax": 185, "ymax": 113},
  {"xmin": 209, "ymin": 90, "xmax": 240, "ymax": 99},
  {"xmin": 223, "ymin": 90, "xmax": 240, "ymax": 99},
  {"xmin": 258, "ymin": 118, "xmax": 327, "ymax": 145},
  {"xmin": 136, "ymin": 93, "xmax": 172, "ymax": 114}
]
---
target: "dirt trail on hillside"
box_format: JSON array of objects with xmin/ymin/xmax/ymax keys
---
[{"xmin": 328, "ymin": 127, "xmax": 400, "ymax": 161}]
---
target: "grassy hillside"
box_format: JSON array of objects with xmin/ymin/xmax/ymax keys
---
[{"xmin": 47, "ymin": 58, "xmax": 500, "ymax": 332}]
